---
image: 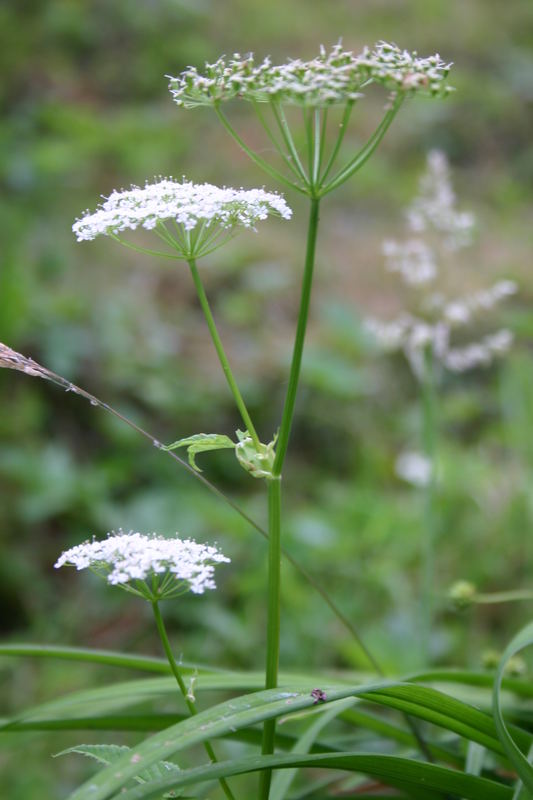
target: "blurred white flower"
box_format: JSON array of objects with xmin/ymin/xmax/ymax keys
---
[
  {"xmin": 395, "ymin": 451, "xmax": 432, "ymax": 487},
  {"xmin": 55, "ymin": 530, "xmax": 230, "ymax": 599},
  {"xmin": 383, "ymin": 238, "xmax": 437, "ymax": 285},
  {"xmin": 366, "ymin": 151, "xmax": 516, "ymax": 380},
  {"xmin": 406, "ymin": 149, "xmax": 475, "ymax": 250}
]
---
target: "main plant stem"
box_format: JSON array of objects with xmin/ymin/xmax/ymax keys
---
[
  {"xmin": 151, "ymin": 601, "xmax": 236, "ymax": 800},
  {"xmin": 273, "ymin": 197, "xmax": 320, "ymax": 475},
  {"xmin": 259, "ymin": 197, "xmax": 321, "ymax": 800},
  {"xmin": 188, "ymin": 257, "xmax": 260, "ymax": 448}
]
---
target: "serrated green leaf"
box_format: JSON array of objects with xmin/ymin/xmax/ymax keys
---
[
  {"xmin": 55, "ymin": 743, "xmax": 131, "ymax": 764},
  {"xmin": 55, "ymin": 744, "xmax": 181, "ymax": 794},
  {"xmin": 161, "ymin": 433, "xmax": 235, "ymax": 471}
]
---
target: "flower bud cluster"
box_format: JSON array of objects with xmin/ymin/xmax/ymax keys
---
[
  {"xmin": 55, "ymin": 530, "xmax": 230, "ymax": 595},
  {"xmin": 168, "ymin": 42, "xmax": 452, "ymax": 109},
  {"xmin": 366, "ymin": 151, "xmax": 516, "ymax": 379},
  {"xmin": 356, "ymin": 42, "xmax": 453, "ymax": 98},
  {"xmin": 73, "ymin": 179, "xmax": 292, "ymax": 243}
]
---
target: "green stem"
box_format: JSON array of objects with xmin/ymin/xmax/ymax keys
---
[
  {"xmin": 187, "ymin": 258, "xmax": 260, "ymax": 448},
  {"xmin": 214, "ymin": 105, "xmax": 307, "ymax": 195},
  {"xmin": 420, "ymin": 348, "xmax": 438, "ymax": 666},
  {"xmin": 311, "ymin": 108, "xmax": 323, "ymax": 188},
  {"xmin": 321, "ymin": 96, "xmax": 404, "ymax": 195},
  {"xmin": 271, "ymin": 102, "xmax": 309, "ymax": 186},
  {"xmin": 273, "ymin": 197, "xmax": 320, "ymax": 475},
  {"xmin": 259, "ymin": 198, "xmax": 320, "ymax": 800},
  {"xmin": 259, "ymin": 476, "xmax": 282, "ymax": 799},
  {"xmin": 319, "ymin": 100, "xmax": 354, "ymax": 185},
  {"xmin": 474, "ymin": 590, "xmax": 533, "ymax": 604},
  {"xmin": 151, "ymin": 602, "xmax": 236, "ymax": 800},
  {"xmin": 251, "ymin": 101, "xmax": 304, "ymax": 183}
]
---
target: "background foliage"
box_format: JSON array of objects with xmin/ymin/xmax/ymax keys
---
[{"xmin": 1, "ymin": 0, "xmax": 533, "ymax": 795}]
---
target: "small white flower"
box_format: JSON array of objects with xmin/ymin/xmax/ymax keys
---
[
  {"xmin": 395, "ymin": 451, "xmax": 432, "ymax": 487},
  {"xmin": 168, "ymin": 42, "xmax": 452, "ymax": 109},
  {"xmin": 55, "ymin": 530, "xmax": 230, "ymax": 599},
  {"xmin": 73, "ymin": 179, "xmax": 292, "ymax": 257}
]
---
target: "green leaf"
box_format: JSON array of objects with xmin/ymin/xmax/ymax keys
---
[
  {"xmin": 357, "ymin": 684, "xmax": 532, "ymax": 757},
  {"xmin": 0, "ymin": 643, "xmax": 169, "ymax": 673},
  {"xmin": 55, "ymin": 744, "xmax": 181, "ymax": 794},
  {"xmin": 161, "ymin": 433, "xmax": 235, "ymax": 471},
  {"xmin": 0, "ymin": 669, "xmax": 338, "ymax": 730},
  {"xmin": 492, "ymin": 621, "xmax": 533, "ymax": 794},
  {"xmin": 106, "ymin": 752, "xmax": 512, "ymax": 800},
  {"xmin": 270, "ymin": 698, "xmax": 355, "ymax": 800},
  {"xmin": 340, "ymin": 707, "xmax": 458, "ymax": 764},
  {"xmin": 64, "ymin": 678, "xmax": 524, "ymax": 800}
]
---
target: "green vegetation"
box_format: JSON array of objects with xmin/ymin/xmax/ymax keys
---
[{"xmin": 1, "ymin": 0, "xmax": 533, "ymax": 797}]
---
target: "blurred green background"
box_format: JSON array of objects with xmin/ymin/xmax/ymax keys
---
[{"xmin": 1, "ymin": 0, "xmax": 533, "ymax": 795}]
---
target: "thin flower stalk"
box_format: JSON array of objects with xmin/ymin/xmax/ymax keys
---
[
  {"xmin": 151, "ymin": 602, "xmax": 236, "ymax": 800},
  {"xmin": 187, "ymin": 258, "xmax": 260, "ymax": 448}
]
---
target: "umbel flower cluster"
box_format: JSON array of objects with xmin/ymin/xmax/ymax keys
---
[
  {"xmin": 366, "ymin": 151, "xmax": 517, "ymax": 378},
  {"xmin": 73, "ymin": 179, "xmax": 292, "ymax": 244},
  {"xmin": 168, "ymin": 41, "xmax": 453, "ymax": 109},
  {"xmin": 55, "ymin": 531, "xmax": 230, "ymax": 598}
]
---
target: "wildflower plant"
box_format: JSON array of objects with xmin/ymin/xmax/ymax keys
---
[
  {"xmin": 367, "ymin": 150, "xmax": 517, "ymax": 660},
  {"xmin": 55, "ymin": 530, "xmax": 235, "ymax": 799},
  {"xmin": 3, "ymin": 38, "xmax": 533, "ymax": 800}
]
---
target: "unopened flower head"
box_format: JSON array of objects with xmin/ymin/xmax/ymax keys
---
[
  {"xmin": 168, "ymin": 41, "xmax": 452, "ymax": 109},
  {"xmin": 73, "ymin": 178, "xmax": 292, "ymax": 258},
  {"xmin": 55, "ymin": 530, "xmax": 230, "ymax": 600}
]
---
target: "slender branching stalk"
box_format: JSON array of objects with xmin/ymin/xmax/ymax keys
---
[
  {"xmin": 187, "ymin": 257, "xmax": 260, "ymax": 448},
  {"xmin": 151, "ymin": 601, "xmax": 236, "ymax": 800}
]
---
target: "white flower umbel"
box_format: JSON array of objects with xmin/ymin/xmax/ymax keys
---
[
  {"xmin": 168, "ymin": 41, "xmax": 452, "ymax": 109},
  {"xmin": 55, "ymin": 530, "xmax": 230, "ymax": 601},
  {"xmin": 73, "ymin": 178, "xmax": 292, "ymax": 258}
]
